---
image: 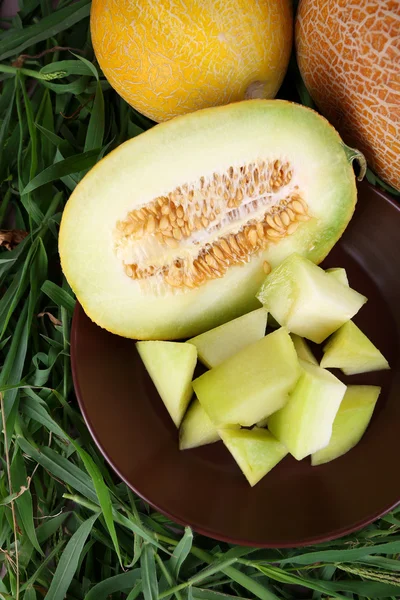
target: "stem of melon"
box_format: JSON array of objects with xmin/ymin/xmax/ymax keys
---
[{"xmin": 343, "ymin": 144, "xmax": 367, "ymax": 181}]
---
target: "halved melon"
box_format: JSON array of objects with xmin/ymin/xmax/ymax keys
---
[
  {"xmin": 136, "ymin": 341, "xmax": 197, "ymax": 427},
  {"xmin": 257, "ymin": 254, "xmax": 367, "ymax": 343},
  {"xmin": 192, "ymin": 327, "xmax": 301, "ymax": 427},
  {"xmin": 187, "ymin": 308, "xmax": 267, "ymax": 368},
  {"xmin": 290, "ymin": 334, "xmax": 317, "ymax": 364},
  {"xmin": 320, "ymin": 321, "xmax": 390, "ymax": 375},
  {"xmin": 326, "ymin": 267, "xmax": 349, "ymax": 286},
  {"xmin": 268, "ymin": 360, "xmax": 346, "ymax": 460},
  {"xmin": 59, "ymin": 100, "xmax": 364, "ymax": 340},
  {"xmin": 312, "ymin": 385, "xmax": 381, "ymax": 466},
  {"xmin": 179, "ymin": 398, "xmax": 220, "ymax": 450},
  {"xmin": 219, "ymin": 427, "xmax": 288, "ymax": 486}
]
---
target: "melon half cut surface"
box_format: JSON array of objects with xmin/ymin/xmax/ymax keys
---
[
  {"xmin": 257, "ymin": 254, "xmax": 367, "ymax": 343},
  {"xmin": 187, "ymin": 308, "xmax": 267, "ymax": 368},
  {"xmin": 59, "ymin": 100, "xmax": 365, "ymax": 340},
  {"xmin": 192, "ymin": 327, "xmax": 301, "ymax": 428},
  {"xmin": 268, "ymin": 360, "xmax": 346, "ymax": 460},
  {"xmin": 136, "ymin": 341, "xmax": 197, "ymax": 427}
]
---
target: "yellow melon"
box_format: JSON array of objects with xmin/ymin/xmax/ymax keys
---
[
  {"xmin": 296, "ymin": 0, "xmax": 400, "ymax": 191},
  {"xmin": 91, "ymin": 0, "xmax": 293, "ymax": 123}
]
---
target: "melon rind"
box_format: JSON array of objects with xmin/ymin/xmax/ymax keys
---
[
  {"xmin": 312, "ymin": 385, "xmax": 381, "ymax": 466},
  {"xmin": 187, "ymin": 308, "xmax": 267, "ymax": 368},
  {"xmin": 192, "ymin": 327, "xmax": 301, "ymax": 427},
  {"xmin": 60, "ymin": 100, "xmax": 359, "ymax": 340}
]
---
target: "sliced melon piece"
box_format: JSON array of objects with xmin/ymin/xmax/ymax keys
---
[
  {"xmin": 290, "ymin": 334, "xmax": 318, "ymax": 365},
  {"xmin": 192, "ymin": 327, "xmax": 301, "ymax": 427},
  {"xmin": 187, "ymin": 308, "xmax": 267, "ymax": 368},
  {"xmin": 326, "ymin": 267, "xmax": 349, "ymax": 286},
  {"xmin": 268, "ymin": 360, "xmax": 346, "ymax": 460},
  {"xmin": 219, "ymin": 427, "xmax": 288, "ymax": 486},
  {"xmin": 179, "ymin": 399, "xmax": 219, "ymax": 450},
  {"xmin": 59, "ymin": 100, "xmax": 364, "ymax": 340},
  {"xmin": 136, "ymin": 341, "xmax": 197, "ymax": 427},
  {"xmin": 257, "ymin": 254, "xmax": 367, "ymax": 343},
  {"xmin": 312, "ymin": 385, "xmax": 381, "ymax": 466},
  {"xmin": 320, "ymin": 321, "xmax": 390, "ymax": 375}
]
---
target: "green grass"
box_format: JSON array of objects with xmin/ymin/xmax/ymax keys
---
[{"xmin": 0, "ymin": 3, "xmax": 400, "ymax": 600}]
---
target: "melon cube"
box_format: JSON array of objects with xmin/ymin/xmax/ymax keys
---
[
  {"xmin": 290, "ymin": 334, "xmax": 318, "ymax": 365},
  {"xmin": 187, "ymin": 308, "xmax": 267, "ymax": 368},
  {"xmin": 192, "ymin": 327, "xmax": 300, "ymax": 427},
  {"xmin": 257, "ymin": 254, "xmax": 367, "ymax": 343},
  {"xmin": 320, "ymin": 320, "xmax": 390, "ymax": 375},
  {"xmin": 136, "ymin": 341, "xmax": 197, "ymax": 427},
  {"xmin": 179, "ymin": 398, "xmax": 220, "ymax": 450},
  {"xmin": 219, "ymin": 427, "xmax": 288, "ymax": 486},
  {"xmin": 312, "ymin": 385, "xmax": 381, "ymax": 466},
  {"xmin": 268, "ymin": 360, "xmax": 346, "ymax": 460},
  {"xmin": 326, "ymin": 267, "xmax": 349, "ymax": 286}
]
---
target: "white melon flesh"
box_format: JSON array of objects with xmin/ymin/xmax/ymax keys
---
[
  {"xmin": 268, "ymin": 360, "xmax": 346, "ymax": 460},
  {"xmin": 321, "ymin": 321, "xmax": 390, "ymax": 375},
  {"xmin": 192, "ymin": 327, "xmax": 301, "ymax": 427},
  {"xmin": 179, "ymin": 399, "xmax": 220, "ymax": 450},
  {"xmin": 312, "ymin": 385, "xmax": 381, "ymax": 466},
  {"xmin": 136, "ymin": 341, "xmax": 197, "ymax": 427},
  {"xmin": 326, "ymin": 267, "xmax": 349, "ymax": 286},
  {"xmin": 187, "ymin": 308, "xmax": 267, "ymax": 368},
  {"xmin": 257, "ymin": 254, "xmax": 367, "ymax": 343},
  {"xmin": 219, "ymin": 427, "xmax": 288, "ymax": 486},
  {"xmin": 290, "ymin": 334, "xmax": 317, "ymax": 365}
]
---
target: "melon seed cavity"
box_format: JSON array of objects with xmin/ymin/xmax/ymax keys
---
[{"xmin": 113, "ymin": 159, "xmax": 311, "ymax": 292}]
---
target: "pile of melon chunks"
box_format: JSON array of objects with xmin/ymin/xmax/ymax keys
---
[{"xmin": 137, "ymin": 254, "xmax": 389, "ymax": 486}]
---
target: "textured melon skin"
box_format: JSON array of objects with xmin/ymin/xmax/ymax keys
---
[
  {"xmin": 60, "ymin": 100, "xmax": 360, "ymax": 340},
  {"xmin": 91, "ymin": 0, "xmax": 293, "ymax": 122},
  {"xmin": 296, "ymin": 0, "xmax": 400, "ymax": 190}
]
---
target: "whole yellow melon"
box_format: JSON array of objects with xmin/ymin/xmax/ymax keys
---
[
  {"xmin": 296, "ymin": 0, "xmax": 400, "ymax": 190},
  {"xmin": 91, "ymin": 0, "xmax": 293, "ymax": 122}
]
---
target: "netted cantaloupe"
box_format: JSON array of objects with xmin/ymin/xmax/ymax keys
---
[
  {"xmin": 59, "ymin": 100, "xmax": 365, "ymax": 340},
  {"xmin": 296, "ymin": 0, "xmax": 400, "ymax": 190},
  {"xmin": 91, "ymin": 0, "xmax": 293, "ymax": 122}
]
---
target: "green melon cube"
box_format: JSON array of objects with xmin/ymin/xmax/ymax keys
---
[
  {"xmin": 219, "ymin": 427, "xmax": 288, "ymax": 486},
  {"xmin": 268, "ymin": 360, "xmax": 346, "ymax": 460},
  {"xmin": 326, "ymin": 267, "xmax": 349, "ymax": 286},
  {"xmin": 312, "ymin": 385, "xmax": 381, "ymax": 465},
  {"xmin": 257, "ymin": 254, "xmax": 367, "ymax": 343},
  {"xmin": 179, "ymin": 398, "xmax": 220, "ymax": 450},
  {"xmin": 187, "ymin": 308, "xmax": 267, "ymax": 368},
  {"xmin": 290, "ymin": 334, "xmax": 318, "ymax": 365},
  {"xmin": 137, "ymin": 341, "xmax": 197, "ymax": 427},
  {"xmin": 192, "ymin": 327, "xmax": 301, "ymax": 427},
  {"xmin": 320, "ymin": 320, "xmax": 390, "ymax": 375}
]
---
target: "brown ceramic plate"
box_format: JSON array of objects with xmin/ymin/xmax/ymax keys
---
[{"xmin": 71, "ymin": 180, "xmax": 400, "ymax": 547}]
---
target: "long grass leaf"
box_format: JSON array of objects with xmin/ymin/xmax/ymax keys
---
[
  {"xmin": 141, "ymin": 544, "xmax": 159, "ymax": 600},
  {"xmin": 84, "ymin": 569, "xmax": 141, "ymax": 600}
]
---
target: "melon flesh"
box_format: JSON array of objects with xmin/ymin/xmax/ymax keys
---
[
  {"xmin": 219, "ymin": 427, "xmax": 288, "ymax": 486},
  {"xmin": 290, "ymin": 334, "xmax": 317, "ymax": 365},
  {"xmin": 312, "ymin": 385, "xmax": 381, "ymax": 466},
  {"xmin": 326, "ymin": 267, "xmax": 349, "ymax": 287},
  {"xmin": 59, "ymin": 100, "xmax": 363, "ymax": 340},
  {"xmin": 136, "ymin": 341, "xmax": 197, "ymax": 427},
  {"xmin": 187, "ymin": 308, "xmax": 267, "ymax": 368},
  {"xmin": 257, "ymin": 254, "xmax": 367, "ymax": 343},
  {"xmin": 321, "ymin": 321, "xmax": 390, "ymax": 375},
  {"xmin": 192, "ymin": 327, "xmax": 300, "ymax": 427},
  {"xmin": 179, "ymin": 399, "xmax": 220, "ymax": 450},
  {"xmin": 268, "ymin": 360, "xmax": 346, "ymax": 460}
]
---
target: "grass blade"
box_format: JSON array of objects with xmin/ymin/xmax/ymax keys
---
[
  {"xmin": 141, "ymin": 544, "xmax": 159, "ymax": 600},
  {"xmin": 170, "ymin": 527, "xmax": 193, "ymax": 579},
  {"xmin": 41, "ymin": 281, "xmax": 76, "ymax": 315},
  {"xmin": 84, "ymin": 569, "xmax": 141, "ymax": 600}
]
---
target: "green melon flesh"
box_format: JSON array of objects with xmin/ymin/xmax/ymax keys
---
[
  {"xmin": 257, "ymin": 254, "xmax": 367, "ymax": 343},
  {"xmin": 192, "ymin": 327, "xmax": 301, "ymax": 428},
  {"xmin": 290, "ymin": 334, "xmax": 317, "ymax": 365},
  {"xmin": 187, "ymin": 308, "xmax": 267, "ymax": 368},
  {"xmin": 268, "ymin": 360, "xmax": 346, "ymax": 460},
  {"xmin": 179, "ymin": 399, "xmax": 220, "ymax": 450},
  {"xmin": 326, "ymin": 267, "xmax": 349, "ymax": 286},
  {"xmin": 59, "ymin": 100, "xmax": 363, "ymax": 340},
  {"xmin": 312, "ymin": 385, "xmax": 381, "ymax": 466},
  {"xmin": 136, "ymin": 341, "xmax": 197, "ymax": 427},
  {"xmin": 321, "ymin": 321, "xmax": 390, "ymax": 375},
  {"xmin": 219, "ymin": 427, "xmax": 288, "ymax": 486}
]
